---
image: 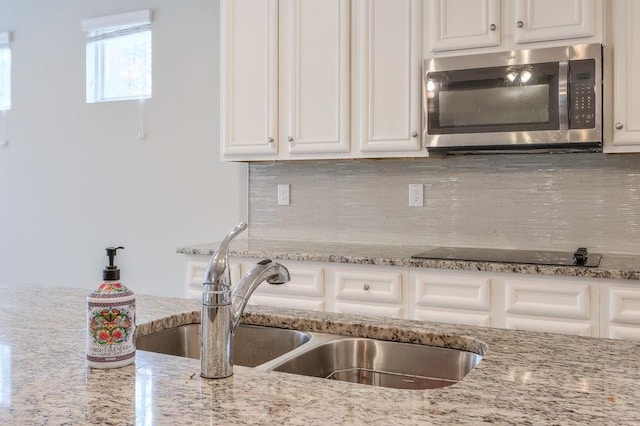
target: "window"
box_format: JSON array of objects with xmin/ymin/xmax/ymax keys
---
[
  {"xmin": 82, "ymin": 10, "xmax": 152, "ymax": 103},
  {"xmin": 0, "ymin": 32, "xmax": 11, "ymax": 110}
]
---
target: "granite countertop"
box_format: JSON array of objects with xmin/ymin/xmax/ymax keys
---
[
  {"xmin": 177, "ymin": 238, "xmax": 640, "ymax": 280},
  {"xmin": 2, "ymin": 283, "xmax": 640, "ymax": 425}
]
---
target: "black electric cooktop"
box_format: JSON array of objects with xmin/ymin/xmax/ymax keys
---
[{"xmin": 411, "ymin": 247, "xmax": 601, "ymax": 267}]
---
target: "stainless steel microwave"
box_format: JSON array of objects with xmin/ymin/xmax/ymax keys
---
[{"xmin": 423, "ymin": 43, "xmax": 603, "ymax": 153}]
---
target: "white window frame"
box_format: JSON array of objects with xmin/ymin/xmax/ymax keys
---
[
  {"xmin": 0, "ymin": 32, "xmax": 11, "ymax": 111},
  {"xmin": 82, "ymin": 10, "xmax": 152, "ymax": 103}
]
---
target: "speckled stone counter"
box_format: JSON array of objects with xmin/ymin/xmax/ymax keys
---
[
  {"xmin": 2, "ymin": 284, "xmax": 640, "ymax": 425},
  {"xmin": 177, "ymin": 238, "xmax": 640, "ymax": 280}
]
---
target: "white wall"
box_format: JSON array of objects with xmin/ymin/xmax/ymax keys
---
[{"xmin": 0, "ymin": 0, "xmax": 245, "ymax": 296}]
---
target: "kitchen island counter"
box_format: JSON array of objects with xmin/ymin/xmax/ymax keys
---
[{"xmin": 1, "ymin": 283, "xmax": 639, "ymax": 425}]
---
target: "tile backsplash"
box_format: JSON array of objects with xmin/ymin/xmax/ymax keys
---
[{"xmin": 248, "ymin": 153, "xmax": 640, "ymax": 255}]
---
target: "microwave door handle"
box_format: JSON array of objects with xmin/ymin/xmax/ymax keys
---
[{"xmin": 558, "ymin": 61, "xmax": 569, "ymax": 130}]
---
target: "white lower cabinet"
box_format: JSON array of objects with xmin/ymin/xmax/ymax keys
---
[
  {"xmin": 600, "ymin": 282, "xmax": 640, "ymax": 340},
  {"xmin": 328, "ymin": 264, "xmax": 408, "ymax": 318},
  {"xmin": 410, "ymin": 268, "xmax": 599, "ymax": 336},
  {"xmin": 409, "ymin": 269, "xmax": 494, "ymax": 327},
  {"xmin": 495, "ymin": 275, "xmax": 599, "ymax": 337},
  {"xmin": 249, "ymin": 260, "xmax": 326, "ymax": 311},
  {"xmin": 184, "ymin": 256, "xmax": 326, "ymax": 311},
  {"xmin": 183, "ymin": 255, "xmax": 640, "ymax": 340}
]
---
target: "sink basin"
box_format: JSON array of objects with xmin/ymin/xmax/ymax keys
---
[
  {"xmin": 272, "ymin": 338, "xmax": 482, "ymax": 390},
  {"xmin": 136, "ymin": 324, "xmax": 311, "ymax": 367},
  {"xmin": 137, "ymin": 323, "xmax": 483, "ymax": 390}
]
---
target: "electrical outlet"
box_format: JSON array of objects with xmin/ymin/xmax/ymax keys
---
[
  {"xmin": 277, "ymin": 184, "xmax": 290, "ymax": 206},
  {"xmin": 409, "ymin": 184, "xmax": 423, "ymax": 207}
]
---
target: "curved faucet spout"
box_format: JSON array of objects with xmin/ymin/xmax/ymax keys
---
[
  {"xmin": 231, "ymin": 259, "xmax": 290, "ymax": 329},
  {"xmin": 203, "ymin": 222, "xmax": 247, "ymax": 286}
]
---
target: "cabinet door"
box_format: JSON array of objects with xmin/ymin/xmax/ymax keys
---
[
  {"xmin": 601, "ymin": 283, "xmax": 640, "ymax": 341},
  {"xmin": 426, "ymin": 0, "xmax": 501, "ymax": 53},
  {"xmin": 514, "ymin": 0, "xmax": 596, "ymax": 44},
  {"xmin": 252, "ymin": 260, "xmax": 325, "ymax": 298},
  {"xmin": 504, "ymin": 317, "xmax": 594, "ymax": 336},
  {"xmin": 607, "ymin": 0, "xmax": 640, "ymax": 153},
  {"xmin": 248, "ymin": 295, "xmax": 325, "ymax": 311},
  {"xmin": 221, "ymin": 0, "xmax": 279, "ymax": 158},
  {"xmin": 354, "ymin": 0, "xmax": 422, "ymax": 153},
  {"xmin": 329, "ymin": 264, "xmax": 408, "ymax": 318},
  {"xmin": 497, "ymin": 276, "xmax": 598, "ymax": 337},
  {"xmin": 280, "ymin": 0, "xmax": 350, "ymax": 155},
  {"xmin": 409, "ymin": 269, "xmax": 494, "ymax": 327},
  {"xmin": 240, "ymin": 258, "xmax": 326, "ymax": 310}
]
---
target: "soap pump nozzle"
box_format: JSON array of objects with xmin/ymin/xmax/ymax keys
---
[{"xmin": 103, "ymin": 246, "xmax": 124, "ymax": 281}]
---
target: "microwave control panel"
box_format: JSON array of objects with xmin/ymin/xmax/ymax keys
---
[{"xmin": 569, "ymin": 59, "xmax": 596, "ymax": 129}]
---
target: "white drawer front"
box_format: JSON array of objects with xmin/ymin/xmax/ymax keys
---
[
  {"xmin": 334, "ymin": 302, "xmax": 404, "ymax": 319},
  {"xmin": 253, "ymin": 263, "xmax": 324, "ymax": 298},
  {"xmin": 505, "ymin": 317, "xmax": 593, "ymax": 337},
  {"xmin": 248, "ymin": 295, "xmax": 324, "ymax": 312},
  {"xmin": 413, "ymin": 272, "xmax": 491, "ymax": 311},
  {"xmin": 333, "ymin": 269, "xmax": 403, "ymax": 304},
  {"xmin": 502, "ymin": 278, "xmax": 591, "ymax": 319},
  {"xmin": 606, "ymin": 287, "xmax": 640, "ymax": 324},
  {"xmin": 413, "ymin": 309, "xmax": 491, "ymax": 327}
]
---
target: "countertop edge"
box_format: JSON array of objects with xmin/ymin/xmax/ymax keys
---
[{"xmin": 176, "ymin": 239, "xmax": 640, "ymax": 281}]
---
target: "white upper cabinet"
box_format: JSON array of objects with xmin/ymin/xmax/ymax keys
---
[
  {"xmin": 221, "ymin": 0, "xmax": 425, "ymax": 161},
  {"xmin": 514, "ymin": 0, "xmax": 596, "ymax": 44},
  {"xmin": 279, "ymin": 0, "xmax": 350, "ymax": 156},
  {"xmin": 426, "ymin": 0, "xmax": 501, "ymax": 52},
  {"xmin": 425, "ymin": 0, "xmax": 603, "ymax": 56},
  {"xmin": 606, "ymin": 0, "xmax": 640, "ymax": 153},
  {"xmin": 221, "ymin": 0, "xmax": 350, "ymax": 160},
  {"xmin": 354, "ymin": 0, "xmax": 423, "ymax": 153},
  {"xmin": 220, "ymin": 0, "xmax": 279, "ymax": 158}
]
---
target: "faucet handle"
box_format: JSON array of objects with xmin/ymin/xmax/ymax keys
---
[{"xmin": 203, "ymin": 222, "xmax": 248, "ymax": 285}]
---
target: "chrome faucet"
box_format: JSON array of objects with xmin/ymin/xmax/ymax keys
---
[{"xmin": 200, "ymin": 222, "xmax": 290, "ymax": 379}]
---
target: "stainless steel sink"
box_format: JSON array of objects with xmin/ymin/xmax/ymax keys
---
[
  {"xmin": 136, "ymin": 324, "xmax": 311, "ymax": 367},
  {"xmin": 137, "ymin": 323, "xmax": 483, "ymax": 390},
  {"xmin": 271, "ymin": 337, "xmax": 482, "ymax": 390}
]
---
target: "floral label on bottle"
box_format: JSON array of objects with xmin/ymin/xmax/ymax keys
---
[
  {"xmin": 87, "ymin": 299, "xmax": 135, "ymax": 363},
  {"xmin": 91, "ymin": 282, "xmax": 134, "ymax": 298}
]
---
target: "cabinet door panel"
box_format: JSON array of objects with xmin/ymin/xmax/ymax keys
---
[
  {"xmin": 427, "ymin": 0, "xmax": 501, "ymax": 52},
  {"xmin": 413, "ymin": 271, "xmax": 492, "ymax": 311},
  {"xmin": 505, "ymin": 316, "xmax": 593, "ymax": 336},
  {"xmin": 607, "ymin": 0, "xmax": 640, "ymax": 152},
  {"xmin": 334, "ymin": 302, "xmax": 404, "ymax": 318},
  {"xmin": 252, "ymin": 262, "xmax": 325, "ymax": 297},
  {"xmin": 221, "ymin": 0, "xmax": 278, "ymax": 157},
  {"xmin": 606, "ymin": 325, "xmax": 640, "ymax": 341},
  {"xmin": 356, "ymin": 0, "xmax": 422, "ymax": 152},
  {"xmin": 413, "ymin": 309, "xmax": 491, "ymax": 327},
  {"xmin": 334, "ymin": 268, "xmax": 404, "ymax": 304},
  {"xmin": 502, "ymin": 277, "xmax": 591, "ymax": 319},
  {"xmin": 249, "ymin": 295, "xmax": 325, "ymax": 311},
  {"xmin": 514, "ymin": 0, "xmax": 595, "ymax": 44},
  {"xmin": 604, "ymin": 286, "xmax": 640, "ymax": 325},
  {"xmin": 280, "ymin": 0, "xmax": 350, "ymax": 155}
]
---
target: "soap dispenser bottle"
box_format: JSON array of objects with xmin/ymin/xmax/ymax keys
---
[{"xmin": 86, "ymin": 246, "xmax": 136, "ymax": 369}]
